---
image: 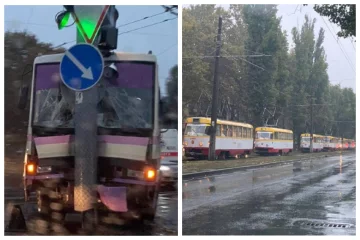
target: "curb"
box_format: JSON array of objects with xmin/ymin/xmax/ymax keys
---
[{"xmin": 182, "ymin": 152, "xmax": 347, "ymax": 181}]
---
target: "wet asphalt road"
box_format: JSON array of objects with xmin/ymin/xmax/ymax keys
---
[
  {"xmin": 5, "ymin": 189, "xmax": 178, "ymax": 236},
  {"xmin": 183, "ymin": 153, "xmax": 356, "ymax": 235}
]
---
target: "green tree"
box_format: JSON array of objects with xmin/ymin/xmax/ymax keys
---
[
  {"xmin": 182, "ymin": 5, "xmax": 356, "ymax": 142},
  {"xmin": 290, "ymin": 15, "xmax": 317, "ymax": 144},
  {"xmin": 5, "ymin": 31, "xmax": 64, "ymax": 135},
  {"xmin": 313, "ymin": 4, "xmax": 356, "ymax": 38},
  {"xmin": 242, "ymin": 4, "xmax": 289, "ymax": 127}
]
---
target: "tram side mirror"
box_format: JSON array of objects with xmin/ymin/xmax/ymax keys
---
[{"xmin": 18, "ymin": 85, "xmax": 29, "ymax": 110}]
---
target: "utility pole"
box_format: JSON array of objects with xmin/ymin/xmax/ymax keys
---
[
  {"xmin": 209, "ymin": 16, "xmax": 222, "ymax": 160},
  {"xmin": 310, "ymin": 95, "xmax": 314, "ymax": 153},
  {"xmin": 57, "ymin": 5, "xmax": 118, "ymax": 221}
]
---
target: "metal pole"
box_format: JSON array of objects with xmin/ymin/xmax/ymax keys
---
[
  {"xmin": 209, "ymin": 16, "xmax": 222, "ymax": 160},
  {"xmin": 73, "ymin": 29, "xmax": 99, "ymax": 213},
  {"xmin": 310, "ymin": 95, "xmax": 313, "ymax": 153},
  {"xmin": 72, "ymin": 5, "xmax": 116, "ymax": 212}
]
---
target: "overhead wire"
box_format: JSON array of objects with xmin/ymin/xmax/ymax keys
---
[
  {"xmin": 320, "ymin": 16, "xmax": 355, "ymax": 73},
  {"xmin": 118, "ymin": 17, "xmax": 177, "ymax": 36},
  {"xmin": 157, "ymin": 43, "xmax": 177, "ymax": 56},
  {"xmin": 117, "ymin": 10, "xmax": 168, "ymax": 28}
]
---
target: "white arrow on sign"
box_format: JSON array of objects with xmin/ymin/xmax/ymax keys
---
[{"xmin": 65, "ymin": 51, "xmax": 94, "ymax": 80}]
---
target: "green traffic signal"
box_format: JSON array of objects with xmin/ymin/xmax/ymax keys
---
[{"xmin": 57, "ymin": 11, "xmax": 70, "ymax": 30}]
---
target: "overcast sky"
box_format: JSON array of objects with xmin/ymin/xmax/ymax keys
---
[
  {"xmin": 4, "ymin": 5, "xmax": 178, "ymax": 96},
  {"xmin": 277, "ymin": 4, "xmax": 355, "ymax": 92},
  {"xmin": 186, "ymin": 4, "xmax": 356, "ymax": 92}
]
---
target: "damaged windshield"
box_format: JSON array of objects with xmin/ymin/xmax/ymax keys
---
[{"xmin": 32, "ymin": 61, "xmax": 155, "ymax": 129}]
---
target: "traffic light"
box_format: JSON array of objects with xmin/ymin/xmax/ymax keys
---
[
  {"xmin": 98, "ymin": 6, "xmax": 119, "ymax": 51},
  {"xmin": 56, "ymin": 11, "xmax": 71, "ymax": 30},
  {"xmin": 55, "ymin": 6, "xmax": 74, "ymax": 30},
  {"xmin": 55, "ymin": 5, "xmax": 119, "ymax": 50}
]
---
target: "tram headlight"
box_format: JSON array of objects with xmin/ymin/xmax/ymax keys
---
[{"xmin": 199, "ymin": 141, "xmax": 203, "ymax": 147}]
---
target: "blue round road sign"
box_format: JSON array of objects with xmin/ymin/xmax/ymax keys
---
[{"xmin": 60, "ymin": 43, "xmax": 104, "ymax": 91}]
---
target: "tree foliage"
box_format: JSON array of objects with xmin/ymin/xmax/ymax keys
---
[
  {"xmin": 182, "ymin": 5, "xmax": 356, "ymax": 145},
  {"xmin": 313, "ymin": 4, "xmax": 356, "ymax": 38},
  {"xmin": 161, "ymin": 65, "xmax": 178, "ymax": 129},
  {"xmin": 5, "ymin": 31, "xmax": 64, "ymax": 134}
]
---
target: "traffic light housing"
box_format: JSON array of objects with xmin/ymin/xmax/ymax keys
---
[
  {"xmin": 56, "ymin": 11, "xmax": 71, "ymax": 30},
  {"xmin": 98, "ymin": 6, "xmax": 119, "ymax": 51},
  {"xmin": 98, "ymin": 26, "xmax": 118, "ymax": 50},
  {"xmin": 56, "ymin": 5, "xmax": 119, "ymax": 51},
  {"xmin": 55, "ymin": 5, "xmax": 75, "ymax": 30}
]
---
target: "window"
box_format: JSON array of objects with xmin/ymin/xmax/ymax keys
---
[
  {"xmin": 256, "ymin": 132, "xmax": 272, "ymax": 139},
  {"xmin": 222, "ymin": 125, "xmax": 227, "ymax": 137},
  {"xmin": 216, "ymin": 125, "xmax": 221, "ymax": 136},
  {"xmin": 228, "ymin": 126, "xmax": 233, "ymax": 137},
  {"xmin": 185, "ymin": 124, "xmax": 211, "ymax": 136},
  {"xmin": 234, "ymin": 126, "xmax": 239, "ymax": 137}
]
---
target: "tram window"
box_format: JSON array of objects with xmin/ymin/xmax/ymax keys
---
[
  {"xmin": 216, "ymin": 125, "xmax": 221, "ymax": 136},
  {"xmin": 235, "ymin": 126, "xmax": 239, "ymax": 137},
  {"xmin": 247, "ymin": 128, "xmax": 250, "ymax": 138},
  {"xmin": 222, "ymin": 125, "xmax": 227, "ymax": 137},
  {"xmin": 229, "ymin": 126, "xmax": 233, "ymax": 137}
]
